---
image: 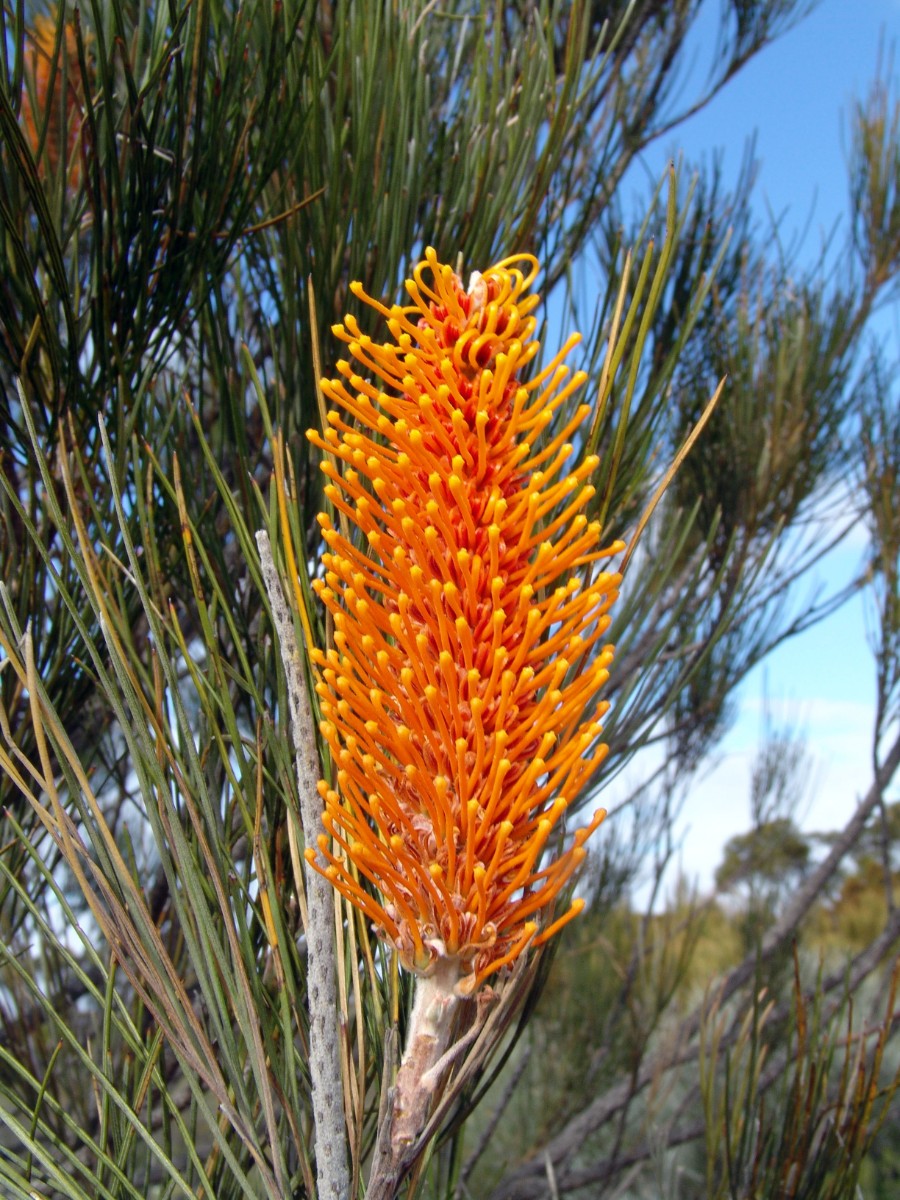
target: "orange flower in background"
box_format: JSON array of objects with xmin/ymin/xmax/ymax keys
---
[
  {"xmin": 306, "ymin": 248, "xmax": 622, "ymax": 994},
  {"xmin": 20, "ymin": 13, "xmax": 90, "ymax": 187}
]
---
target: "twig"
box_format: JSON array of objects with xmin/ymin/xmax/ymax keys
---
[
  {"xmin": 621, "ymin": 377, "xmax": 726, "ymax": 572},
  {"xmin": 455, "ymin": 1048, "xmax": 531, "ymax": 1198},
  {"xmin": 256, "ymin": 530, "xmax": 350, "ymax": 1200},
  {"xmin": 544, "ymin": 1152, "xmax": 560, "ymax": 1200},
  {"xmin": 366, "ymin": 1027, "xmax": 400, "ymax": 1199}
]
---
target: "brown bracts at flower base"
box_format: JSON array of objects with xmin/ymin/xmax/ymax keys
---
[{"xmin": 306, "ymin": 248, "xmax": 623, "ymax": 998}]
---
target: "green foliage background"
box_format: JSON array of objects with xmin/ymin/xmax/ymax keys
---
[{"xmin": 0, "ymin": 1, "xmax": 899, "ymax": 1197}]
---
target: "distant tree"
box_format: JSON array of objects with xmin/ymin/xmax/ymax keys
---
[
  {"xmin": 716, "ymin": 817, "xmax": 811, "ymax": 909},
  {"xmin": 715, "ymin": 711, "xmax": 814, "ymax": 938}
]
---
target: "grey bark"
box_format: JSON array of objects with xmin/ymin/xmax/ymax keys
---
[{"xmin": 257, "ymin": 530, "xmax": 350, "ymax": 1200}]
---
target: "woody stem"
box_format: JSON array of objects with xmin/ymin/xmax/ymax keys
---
[{"xmin": 391, "ymin": 956, "xmax": 462, "ymax": 1159}]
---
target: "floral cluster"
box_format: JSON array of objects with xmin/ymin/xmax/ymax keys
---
[{"xmin": 306, "ymin": 248, "xmax": 622, "ymax": 994}]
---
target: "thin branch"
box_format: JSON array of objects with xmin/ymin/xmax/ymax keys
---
[
  {"xmin": 256, "ymin": 529, "xmax": 350, "ymax": 1200},
  {"xmin": 622, "ymin": 377, "xmax": 726, "ymax": 571},
  {"xmin": 454, "ymin": 1047, "xmax": 531, "ymax": 1198}
]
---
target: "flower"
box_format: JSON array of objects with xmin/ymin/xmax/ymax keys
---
[
  {"xmin": 306, "ymin": 248, "xmax": 622, "ymax": 994},
  {"xmin": 20, "ymin": 13, "xmax": 90, "ymax": 188}
]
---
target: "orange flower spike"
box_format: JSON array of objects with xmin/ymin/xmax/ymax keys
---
[{"xmin": 306, "ymin": 247, "xmax": 624, "ymax": 995}]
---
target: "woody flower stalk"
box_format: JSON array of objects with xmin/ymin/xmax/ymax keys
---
[{"xmin": 307, "ymin": 248, "xmax": 622, "ymax": 1158}]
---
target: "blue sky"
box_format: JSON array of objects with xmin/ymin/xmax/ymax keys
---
[
  {"xmin": 617, "ymin": 0, "xmax": 898, "ymax": 890},
  {"xmin": 660, "ymin": 0, "xmax": 900, "ymax": 239}
]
